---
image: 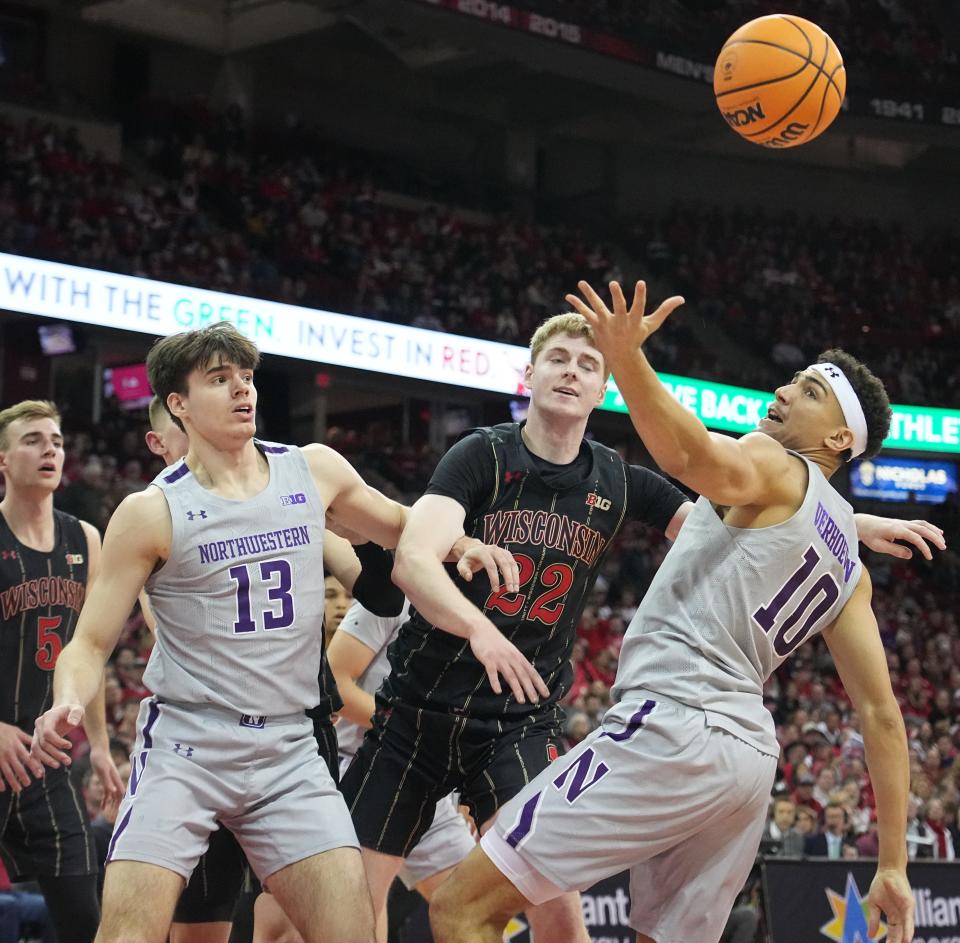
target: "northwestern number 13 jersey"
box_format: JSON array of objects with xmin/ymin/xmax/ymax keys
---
[
  {"xmin": 384, "ymin": 422, "xmax": 687, "ymax": 719},
  {"xmin": 144, "ymin": 441, "xmax": 327, "ymax": 716},
  {"xmin": 0, "ymin": 509, "xmax": 88, "ymax": 732}
]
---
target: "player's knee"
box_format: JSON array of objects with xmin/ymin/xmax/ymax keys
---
[{"xmin": 429, "ymin": 879, "xmax": 496, "ymax": 942}]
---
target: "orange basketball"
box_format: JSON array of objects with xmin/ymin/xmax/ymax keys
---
[{"xmin": 714, "ymin": 15, "xmax": 846, "ymax": 148}]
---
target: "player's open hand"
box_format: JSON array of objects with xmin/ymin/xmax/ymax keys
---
[
  {"xmin": 565, "ymin": 280, "xmax": 685, "ymax": 364},
  {"xmin": 89, "ymin": 745, "xmax": 125, "ymax": 817},
  {"xmin": 31, "ymin": 704, "xmax": 84, "ymax": 769},
  {"xmin": 454, "ymin": 538, "xmax": 520, "ymax": 593},
  {"xmin": 867, "ymin": 868, "xmax": 914, "ymax": 943},
  {"xmin": 468, "ymin": 621, "xmax": 550, "ymax": 705},
  {"xmin": 855, "ymin": 514, "xmax": 946, "ymax": 561},
  {"xmin": 0, "ymin": 721, "xmax": 45, "ymax": 794}
]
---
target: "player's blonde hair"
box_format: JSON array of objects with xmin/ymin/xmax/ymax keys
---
[
  {"xmin": 529, "ymin": 313, "xmax": 605, "ymax": 373},
  {"xmin": 0, "ymin": 400, "xmax": 61, "ymax": 449}
]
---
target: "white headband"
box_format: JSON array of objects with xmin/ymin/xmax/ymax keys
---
[{"xmin": 808, "ymin": 362, "xmax": 868, "ymax": 459}]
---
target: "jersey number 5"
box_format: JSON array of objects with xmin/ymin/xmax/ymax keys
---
[
  {"xmin": 484, "ymin": 553, "xmax": 574, "ymax": 626},
  {"xmin": 229, "ymin": 560, "xmax": 295, "ymax": 634},
  {"xmin": 35, "ymin": 615, "xmax": 63, "ymax": 671},
  {"xmin": 752, "ymin": 545, "xmax": 841, "ymax": 657}
]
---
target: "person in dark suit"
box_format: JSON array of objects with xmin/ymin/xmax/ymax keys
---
[{"xmin": 805, "ymin": 801, "xmax": 852, "ymax": 858}]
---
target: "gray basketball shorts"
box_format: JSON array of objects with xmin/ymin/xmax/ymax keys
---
[
  {"xmin": 482, "ymin": 694, "xmax": 777, "ymax": 943},
  {"xmin": 108, "ymin": 698, "xmax": 358, "ymax": 882},
  {"xmin": 339, "ymin": 754, "xmax": 475, "ymax": 889}
]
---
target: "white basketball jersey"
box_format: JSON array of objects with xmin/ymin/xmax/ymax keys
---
[
  {"xmin": 143, "ymin": 441, "xmax": 326, "ymax": 715},
  {"xmin": 335, "ymin": 600, "xmax": 410, "ymax": 758},
  {"xmin": 613, "ymin": 453, "xmax": 861, "ymax": 756}
]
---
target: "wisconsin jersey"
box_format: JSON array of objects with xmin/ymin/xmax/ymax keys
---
[
  {"xmin": 0, "ymin": 509, "xmax": 88, "ymax": 732},
  {"xmin": 613, "ymin": 453, "xmax": 861, "ymax": 756},
  {"xmin": 144, "ymin": 441, "xmax": 326, "ymax": 715},
  {"xmin": 385, "ymin": 423, "xmax": 656, "ymax": 719}
]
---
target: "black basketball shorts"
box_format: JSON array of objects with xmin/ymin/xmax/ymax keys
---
[{"xmin": 340, "ymin": 698, "xmax": 564, "ymax": 858}]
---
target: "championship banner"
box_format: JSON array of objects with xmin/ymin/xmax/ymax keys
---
[{"xmin": 763, "ymin": 858, "xmax": 960, "ymax": 943}]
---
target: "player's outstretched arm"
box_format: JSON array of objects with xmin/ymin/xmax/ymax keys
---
[
  {"xmin": 568, "ymin": 280, "xmax": 794, "ymax": 508},
  {"xmin": 393, "ymin": 494, "xmax": 549, "ymax": 705},
  {"xmin": 327, "ymin": 630, "xmax": 378, "ymax": 729},
  {"xmin": 32, "ymin": 490, "xmax": 169, "ymax": 768},
  {"xmin": 822, "ymin": 569, "xmax": 914, "ymax": 943}
]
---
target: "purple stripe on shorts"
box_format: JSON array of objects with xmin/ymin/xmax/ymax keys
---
[
  {"xmin": 259, "ymin": 445, "xmax": 289, "ymax": 454},
  {"xmin": 505, "ymin": 791, "xmax": 542, "ymax": 849},
  {"xmin": 600, "ymin": 699, "xmax": 656, "ymax": 742},
  {"xmin": 106, "ymin": 806, "xmax": 133, "ymax": 862},
  {"xmin": 163, "ymin": 463, "xmax": 191, "ymax": 484},
  {"xmin": 141, "ymin": 699, "xmax": 161, "ymax": 749}
]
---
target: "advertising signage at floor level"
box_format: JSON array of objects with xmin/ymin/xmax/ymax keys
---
[
  {"xmin": 1, "ymin": 251, "xmax": 958, "ymax": 454},
  {"xmin": 764, "ymin": 858, "xmax": 960, "ymax": 943}
]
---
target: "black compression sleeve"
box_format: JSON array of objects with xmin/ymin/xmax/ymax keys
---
[{"xmin": 351, "ymin": 543, "xmax": 405, "ymax": 617}]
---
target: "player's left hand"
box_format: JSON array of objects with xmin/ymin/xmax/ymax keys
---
[
  {"xmin": 454, "ymin": 538, "xmax": 520, "ymax": 593},
  {"xmin": 855, "ymin": 514, "xmax": 946, "ymax": 561},
  {"xmin": 565, "ymin": 280, "xmax": 685, "ymax": 363},
  {"xmin": 867, "ymin": 867, "xmax": 914, "ymax": 943},
  {"xmin": 89, "ymin": 745, "xmax": 125, "ymax": 817}
]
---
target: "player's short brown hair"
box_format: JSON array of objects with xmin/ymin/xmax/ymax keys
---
[
  {"xmin": 529, "ymin": 313, "xmax": 605, "ymax": 373},
  {"xmin": 147, "ymin": 395, "xmax": 168, "ymax": 432},
  {"xmin": 816, "ymin": 349, "xmax": 891, "ymax": 461},
  {"xmin": 0, "ymin": 400, "xmax": 61, "ymax": 449},
  {"xmin": 146, "ymin": 323, "xmax": 260, "ymax": 431}
]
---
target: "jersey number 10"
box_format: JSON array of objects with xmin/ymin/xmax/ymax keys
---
[{"xmin": 752, "ymin": 545, "xmax": 841, "ymax": 657}]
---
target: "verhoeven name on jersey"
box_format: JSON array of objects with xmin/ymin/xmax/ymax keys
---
[
  {"xmin": 1, "ymin": 575, "xmax": 86, "ymax": 620},
  {"xmin": 813, "ymin": 501, "xmax": 857, "ymax": 584},
  {"xmin": 482, "ymin": 509, "xmax": 607, "ymax": 566},
  {"xmin": 198, "ymin": 525, "xmax": 311, "ymax": 564}
]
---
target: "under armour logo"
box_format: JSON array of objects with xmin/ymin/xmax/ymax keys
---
[
  {"xmin": 505, "ymin": 471, "xmax": 524, "ymax": 484},
  {"xmin": 172, "ymin": 743, "xmax": 194, "ymax": 757},
  {"xmin": 1, "ymin": 550, "xmax": 17, "ymax": 560},
  {"xmin": 186, "ymin": 510, "xmax": 207, "ymax": 521},
  {"xmin": 823, "ymin": 366, "xmax": 840, "ymax": 378}
]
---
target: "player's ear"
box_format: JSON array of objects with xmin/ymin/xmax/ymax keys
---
[
  {"xmin": 144, "ymin": 431, "xmax": 165, "ymax": 457},
  {"xmin": 824, "ymin": 425, "xmax": 853, "ymax": 458},
  {"xmin": 522, "ymin": 362, "xmax": 534, "ymax": 391},
  {"xmin": 167, "ymin": 391, "xmax": 187, "ymax": 425}
]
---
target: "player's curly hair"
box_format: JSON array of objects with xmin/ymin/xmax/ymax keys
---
[
  {"xmin": 816, "ymin": 349, "xmax": 891, "ymax": 461},
  {"xmin": 147, "ymin": 323, "xmax": 260, "ymax": 432}
]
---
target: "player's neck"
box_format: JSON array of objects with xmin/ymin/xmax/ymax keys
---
[
  {"xmin": 521, "ymin": 411, "xmax": 585, "ymax": 465},
  {"xmin": 0, "ymin": 488, "xmax": 56, "ymax": 551},
  {"xmin": 794, "ymin": 446, "xmax": 841, "ymax": 481},
  {"xmin": 185, "ymin": 437, "xmax": 269, "ymax": 498}
]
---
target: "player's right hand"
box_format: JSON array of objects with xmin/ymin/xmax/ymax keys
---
[
  {"xmin": 0, "ymin": 721, "xmax": 45, "ymax": 793},
  {"xmin": 867, "ymin": 867, "xmax": 914, "ymax": 943},
  {"xmin": 31, "ymin": 704, "xmax": 84, "ymax": 770},
  {"xmin": 468, "ymin": 622, "xmax": 551, "ymax": 705}
]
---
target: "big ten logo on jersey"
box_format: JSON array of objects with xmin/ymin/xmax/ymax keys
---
[
  {"xmin": 280, "ymin": 492, "xmax": 307, "ymax": 507},
  {"xmin": 585, "ymin": 491, "xmax": 612, "ymax": 511}
]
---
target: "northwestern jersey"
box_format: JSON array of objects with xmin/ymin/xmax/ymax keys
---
[
  {"xmin": 384, "ymin": 422, "xmax": 686, "ymax": 719},
  {"xmin": 613, "ymin": 453, "xmax": 861, "ymax": 757},
  {"xmin": 335, "ymin": 599, "xmax": 410, "ymax": 758},
  {"xmin": 0, "ymin": 509, "xmax": 88, "ymax": 732},
  {"xmin": 144, "ymin": 441, "xmax": 327, "ymax": 715}
]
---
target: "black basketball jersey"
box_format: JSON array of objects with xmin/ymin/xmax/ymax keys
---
[
  {"xmin": 384, "ymin": 422, "xmax": 680, "ymax": 719},
  {"xmin": 0, "ymin": 509, "xmax": 88, "ymax": 732}
]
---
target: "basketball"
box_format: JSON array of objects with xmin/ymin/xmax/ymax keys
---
[{"xmin": 714, "ymin": 14, "xmax": 846, "ymax": 148}]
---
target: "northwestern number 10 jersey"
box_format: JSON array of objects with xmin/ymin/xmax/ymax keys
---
[
  {"xmin": 0, "ymin": 510, "xmax": 88, "ymax": 733},
  {"xmin": 614, "ymin": 453, "xmax": 861, "ymax": 757},
  {"xmin": 384, "ymin": 422, "xmax": 686, "ymax": 719},
  {"xmin": 144, "ymin": 441, "xmax": 327, "ymax": 716}
]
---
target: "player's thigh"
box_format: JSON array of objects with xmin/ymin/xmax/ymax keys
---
[
  {"xmin": 266, "ymin": 847, "xmax": 375, "ymax": 943},
  {"xmin": 428, "ymin": 844, "xmax": 529, "ymax": 942},
  {"xmin": 340, "ymin": 703, "xmax": 453, "ymax": 859},
  {"xmin": 399, "ymin": 793, "xmax": 476, "ymax": 893},
  {"xmin": 360, "ymin": 847, "xmax": 405, "ymax": 916},
  {"xmin": 97, "ymin": 860, "xmax": 185, "ymax": 943},
  {"xmin": 252, "ymin": 892, "xmax": 302, "ymax": 943},
  {"xmin": 460, "ymin": 713, "xmax": 564, "ymax": 828}
]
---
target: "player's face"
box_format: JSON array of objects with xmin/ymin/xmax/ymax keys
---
[
  {"xmin": 324, "ymin": 575, "xmax": 352, "ymax": 634},
  {"xmin": 759, "ymin": 369, "xmax": 850, "ymax": 456},
  {"xmin": 524, "ymin": 334, "xmax": 607, "ymax": 423},
  {"xmin": 146, "ymin": 413, "xmax": 190, "ymax": 466},
  {"xmin": 173, "ymin": 358, "xmax": 257, "ymax": 446},
  {"xmin": 0, "ymin": 417, "xmax": 65, "ymax": 493}
]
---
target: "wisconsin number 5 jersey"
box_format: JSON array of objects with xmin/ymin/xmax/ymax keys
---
[
  {"xmin": 144, "ymin": 442, "xmax": 327, "ymax": 716},
  {"xmin": 613, "ymin": 453, "xmax": 861, "ymax": 756}
]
